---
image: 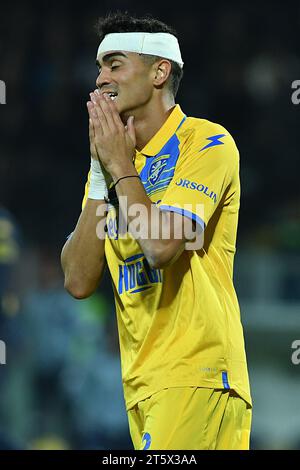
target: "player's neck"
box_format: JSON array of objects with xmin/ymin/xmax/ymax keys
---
[{"xmin": 132, "ymin": 97, "xmax": 176, "ymax": 152}]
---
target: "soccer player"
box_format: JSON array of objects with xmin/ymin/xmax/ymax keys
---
[{"xmin": 61, "ymin": 12, "xmax": 252, "ymax": 450}]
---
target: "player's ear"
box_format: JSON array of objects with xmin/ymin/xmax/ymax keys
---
[{"xmin": 153, "ymin": 60, "xmax": 172, "ymax": 87}]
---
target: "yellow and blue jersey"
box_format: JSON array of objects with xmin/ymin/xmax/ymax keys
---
[{"xmin": 82, "ymin": 105, "xmax": 252, "ymax": 410}]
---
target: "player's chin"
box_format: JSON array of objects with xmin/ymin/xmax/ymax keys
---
[{"xmin": 119, "ymin": 103, "xmax": 137, "ymax": 119}]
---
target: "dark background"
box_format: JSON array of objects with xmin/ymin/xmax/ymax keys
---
[{"xmin": 0, "ymin": 0, "xmax": 300, "ymax": 450}]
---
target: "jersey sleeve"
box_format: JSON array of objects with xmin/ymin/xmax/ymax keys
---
[{"xmin": 158, "ymin": 125, "xmax": 239, "ymax": 230}]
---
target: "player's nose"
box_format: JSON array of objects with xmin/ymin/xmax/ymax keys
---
[{"xmin": 96, "ymin": 68, "xmax": 112, "ymax": 90}]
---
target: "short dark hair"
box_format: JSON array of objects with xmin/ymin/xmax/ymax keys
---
[{"xmin": 96, "ymin": 12, "xmax": 183, "ymax": 97}]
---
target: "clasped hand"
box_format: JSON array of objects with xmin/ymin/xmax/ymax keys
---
[{"xmin": 87, "ymin": 90, "xmax": 136, "ymax": 177}]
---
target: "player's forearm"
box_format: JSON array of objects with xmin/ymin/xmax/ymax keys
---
[
  {"xmin": 61, "ymin": 199, "xmax": 107, "ymax": 298},
  {"xmin": 111, "ymin": 167, "xmax": 185, "ymax": 268}
]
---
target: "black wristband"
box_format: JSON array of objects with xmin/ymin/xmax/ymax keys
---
[
  {"xmin": 113, "ymin": 175, "xmax": 140, "ymax": 188},
  {"xmin": 104, "ymin": 175, "xmax": 140, "ymax": 204}
]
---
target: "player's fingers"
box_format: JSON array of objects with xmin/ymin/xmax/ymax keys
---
[
  {"xmin": 103, "ymin": 93, "xmax": 124, "ymax": 131},
  {"xmin": 89, "ymin": 117, "xmax": 95, "ymax": 142},
  {"xmin": 88, "ymin": 106, "xmax": 103, "ymax": 161},
  {"xmin": 90, "ymin": 92, "xmax": 110, "ymax": 135},
  {"xmin": 96, "ymin": 93, "xmax": 117, "ymax": 133},
  {"xmin": 126, "ymin": 115, "xmax": 136, "ymax": 147},
  {"xmin": 88, "ymin": 117, "xmax": 100, "ymax": 160},
  {"xmin": 89, "ymin": 117, "xmax": 97, "ymax": 151},
  {"xmin": 87, "ymin": 100, "xmax": 103, "ymax": 136}
]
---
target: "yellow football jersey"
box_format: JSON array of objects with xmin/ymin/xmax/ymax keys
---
[{"xmin": 82, "ymin": 105, "xmax": 252, "ymax": 410}]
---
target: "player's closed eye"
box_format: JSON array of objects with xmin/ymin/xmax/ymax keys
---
[
  {"xmin": 111, "ymin": 62, "xmax": 121, "ymax": 70},
  {"xmin": 96, "ymin": 63, "xmax": 119, "ymax": 74}
]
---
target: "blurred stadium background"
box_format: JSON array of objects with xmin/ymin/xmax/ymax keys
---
[{"xmin": 0, "ymin": 0, "xmax": 300, "ymax": 450}]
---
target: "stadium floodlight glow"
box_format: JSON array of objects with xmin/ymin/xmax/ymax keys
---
[{"xmin": 0, "ymin": 80, "xmax": 6, "ymax": 104}]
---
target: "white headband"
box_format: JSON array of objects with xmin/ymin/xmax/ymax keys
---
[{"xmin": 97, "ymin": 32, "xmax": 184, "ymax": 68}]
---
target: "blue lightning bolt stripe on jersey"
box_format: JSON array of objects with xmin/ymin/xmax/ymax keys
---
[{"xmin": 199, "ymin": 134, "xmax": 226, "ymax": 152}]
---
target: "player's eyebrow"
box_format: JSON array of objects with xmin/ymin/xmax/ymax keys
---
[{"xmin": 95, "ymin": 52, "xmax": 128, "ymax": 68}]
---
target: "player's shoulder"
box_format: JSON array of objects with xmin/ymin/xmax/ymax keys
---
[{"xmin": 179, "ymin": 116, "xmax": 239, "ymax": 156}]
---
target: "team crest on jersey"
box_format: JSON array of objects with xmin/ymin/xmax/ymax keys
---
[{"xmin": 148, "ymin": 156, "xmax": 168, "ymax": 185}]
